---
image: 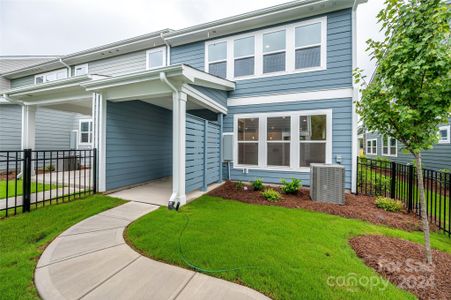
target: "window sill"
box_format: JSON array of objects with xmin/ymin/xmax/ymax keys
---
[{"xmin": 233, "ymin": 165, "xmax": 311, "ymax": 173}]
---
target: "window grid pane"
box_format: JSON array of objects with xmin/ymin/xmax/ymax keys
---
[
  {"xmin": 238, "ymin": 118, "xmax": 259, "ymax": 141},
  {"xmin": 295, "ymin": 46, "xmax": 321, "ymax": 69},
  {"xmin": 300, "ymin": 142, "xmax": 325, "ymax": 167},
  {"xmin": 263, "ymin": 52, "xmax": 286, "ymax": 73},
  {"xmin": 238, "ymin": 143, "xmax": 258, "ymax": 165},
  {"xmin": 208, "ymin": 42, "xmax": 227, "ymax": 62},
  {"xmin": 209, "ymin": 62, "xmax": 227, "ymax": 78},
  {"xmin": 263, "ymin": 30, "xmax": 286, "ymax": 53},
  {"xmin": 234, "ymin": 57, "xmax": 254, "ymax": 77},
  {"xmin": 267, "ymin": 117, "xmax": 290, "ymax": 141},
  {"xmin": 234, "ymin": 36, "xmax": 254, "ymax": 58},
  {"xmin": 149, "ymin": 51, "xmax": 163, "ymax": 68},
  {"xmin": 268, "ymin": 143, "xmax": 290, "ymax": 166},
  {"xmin": 295, "ymin": 23, "xmax": 321, "ymax": 48},
  {"xmin": 300, "ymin": 115, "xmax": 326, "ymax": 141}
]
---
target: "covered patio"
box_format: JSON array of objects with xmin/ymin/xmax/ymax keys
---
[{"xmin": 3, "ymin": 65, "xmax": 234, "ymax": 208}]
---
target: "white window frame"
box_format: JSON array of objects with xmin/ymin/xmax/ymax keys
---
[
  {"xmin": 74, "ymin": 63, "xmax": 89, "ymax": 76},
  {"xmin": 205, "ymin": 16, "xmax": 327, "ymax": 80},
  {"xmin": 206, "ymin": 41, "xmax": 228, "ymax": 77},
  {"xmin": 146, "ymin": 46, "xmax": 167, "ymax": 70},
  {"xmin": 34, "ymin": 68, "xmax": 68, "ymax": 84},
  {"xmin": 366, "ymin": 139, "xmax": 377, "ymax": 155},
  {"xmin": 79, "ymin": 119, "xmax": 93, "ymax": 146},
  {"xmin": 382, "ymin": 135, "xmax": 397, "ymax": 157},
  {"xmin": 233, "ymin": 109, "xmax": 332, "ymax": 172},
  {"xmin": 438, "ymin": 125, "xmax": 450, "ymax": 144},
  {"xmin": 233, "ymin": 36, "xmax": 256, "ymax": 78}
]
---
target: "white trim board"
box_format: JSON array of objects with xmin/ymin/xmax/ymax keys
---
[{"xmin": 227, "ymin": 88, "xmax": 353, "ymax": 106}]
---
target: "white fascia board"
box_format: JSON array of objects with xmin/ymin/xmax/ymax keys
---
[{"xmin": 227, "ymin": 88, "xmax": 353, "ymax": 106}]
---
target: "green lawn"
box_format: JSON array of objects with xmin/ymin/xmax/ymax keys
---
[
  {"xmin": 0, "ymin": 180, "xmax": 58, "ymax": 199},
  {"xmin": 127, "ymin": 196, "xmax": 451, "ymax": 300},
  {"xmin": 0, "ymin": 195, "xmax": 125, "ymax": 300}
]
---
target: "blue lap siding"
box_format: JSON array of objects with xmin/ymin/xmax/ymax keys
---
[{"xmin": 105, "ymin": 100, "xmax": 172, "ymax": 190}]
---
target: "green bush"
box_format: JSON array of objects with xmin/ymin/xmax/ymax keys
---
[
  {"xmin": 251, "ymin": 178, "xmax": 264, "ymax": 191},
  {"xmin": 235, "ymin": 181, "xmax": 244, "ymax": 191},
  {"xmin": 280, "ymin": 178, "xmax": 302, "ymax": 194},
  {"xmin": 261, "ymin": 188, "xmax": 281, "ymax": 202},
  {"xmin": 375, "ymin": 197, "xmax": 403, "ymax": 212},
  {"xmin": 44, "ymin": 164, "xmax": 55, "ymax": 172}
]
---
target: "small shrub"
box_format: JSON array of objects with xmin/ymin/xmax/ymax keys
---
[
  {"xmin": 251, "ymin": 178, "xmax": 264, "ymax": 191},
  {"xmin": 280, "ymin": 178, "xmax": 302, "ymax": 194},
  {"xmin": 45, "ymin": 164, "xmax": 55, "ymax": 172},
  {"xmin": 235, "ymin": 181, "xmax": 244, "ymax": 191},
  {"xmin": 375, "ymin": 197, "xmax": 403, "ymax": 212},
  {"xmin": 261, "ymin": 188, "xmax": 281, "ymax": 202}
]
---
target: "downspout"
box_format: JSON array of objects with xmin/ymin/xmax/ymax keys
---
[
  {"xmin": 160, "ymin": 32, "xmax": 171, "ymax": 66},
  {"xmin": 351, "ymin": 0, "xmax": 359, "ymax": 193},
  {"xmin": 59, "ymin": 58, "xmax": 71, "ymax": 77},
  {"xmin": 160, "ymin": 72, "xmax": 180, "ymax": 210}
]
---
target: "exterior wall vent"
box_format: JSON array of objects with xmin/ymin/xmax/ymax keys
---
[{"xmin": 310, "ymin": 164, "xmax": 345, "ymax": 205}]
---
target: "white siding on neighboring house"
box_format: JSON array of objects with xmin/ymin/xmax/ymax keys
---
[{"xmin": 86, "ymin": 50, "xmax": 147, "ymax": 77}]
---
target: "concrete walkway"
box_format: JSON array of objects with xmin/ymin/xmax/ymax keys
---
[{"xmin": 35, "ymin": 201, "xmax": 270, "ymax": 300}]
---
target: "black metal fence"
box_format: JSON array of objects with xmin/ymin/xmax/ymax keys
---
[
  {"xmin": 0, "ymin": 149, "xmax": 97, "ymax": 217},
  {"xmin": 357, "ymin": 157, "xmax": 450, "ymax": 236}
]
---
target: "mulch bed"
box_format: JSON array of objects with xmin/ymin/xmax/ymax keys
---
[
  {"xmin": 208, "ymin": 181, "xmax": 428, "ymax": 231},
  {"xmin": 349, "ymin": 235, "xmax": 451, "ymax": 300}
]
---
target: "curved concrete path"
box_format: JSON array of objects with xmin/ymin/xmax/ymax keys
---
[{"xmin": 35, "ymin": 201, "xmax": 270, "ymax": 300}]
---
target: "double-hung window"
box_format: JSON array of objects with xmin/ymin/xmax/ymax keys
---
[
  {"xmin": 262, "ymin": 30, "xmax": 286, "ymax": 73},
  {"xmin": 79, "ymin": 119, "xmax": 93, "ymax": 145},
  {"xmin": 295, "ymin": 22, "xmax": 322, "ymax": 69},
  {"xmin": 235, "ymin": 110, "xmax": 331, "ymax": 171},
  {"xmin": 207, "ymin": 42, "xmax": 227, "ymax": 78},
  {"xmin": 267, "ymin": 116, "xmax": 290, "ymax": 166},
  {"xmin": 366, "ymin": 139, "xmax": 377, "ymax": 155},
  {"xmin": 299, "ymin": 115, "xmax": 327, "ymax": 167},
  {"xmin": 146, "ymin": 47, "xmax": 166, "ymax": 69},
  {"xmin": 382, "ymin": 136, "xmax": 397, "ymax": 156},
  {"xmin": 237, "ymin": 118, "xmax": 259, "ymax": 165},
  {"xmin": 438, "ymin": 125, "xmax": 450, "ymax": 144},
  {"xmin": 234, "ymin": 36, "xmax": 255, "ymax": 77}
]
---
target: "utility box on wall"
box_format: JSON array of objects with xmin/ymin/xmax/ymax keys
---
[{"xmin": 223, "ymin": 134, "xmax": 233, "ymax": 162}]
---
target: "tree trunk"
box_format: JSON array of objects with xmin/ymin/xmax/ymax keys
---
[{"xmin": 414, "ymin": 153, "xmax": 433, "ymax": 264}]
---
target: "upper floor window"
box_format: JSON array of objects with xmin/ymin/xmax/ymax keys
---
[
  {"xmin": 438, "ymin": 125, "xmax": 450, "ymax": 144},
  {"xmin": 146, "ymin": 46, "xmax": 166, "ymax": 70},
  {"xmin": 35, "ymin": 69, "xmax": 68, "ymax": 84},
  {"xmin": 234, "ymin": 36, "xmax": 255, "ymax": 77},
  {"xmin": 74, "ymin": 64, "xmax": 88, "ymax": 76},
  {"xmin": 79, "ymin": 119, "xmax": 93, "ymax": 145},
  {"xmin": 205, "ymin": 16, "xmax": 327, "ymax": 80},
  {"xmin": 207, "ymin": 42, "xmax": 227, "ymax": 78},
  {"xmin": 263, "ymin": 30, "xmax": 286, "ymax": 73},
  {"xmin": 382, "ymin": 135, "xmax": 397, "ymax": 156}
]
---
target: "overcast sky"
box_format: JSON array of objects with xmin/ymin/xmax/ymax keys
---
[{"xmin": 0, "ymin": 0, "xmax": 384, "ymax": 77}]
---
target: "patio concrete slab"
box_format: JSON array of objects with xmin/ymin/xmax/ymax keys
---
[
  {"xmin": 38, "ymin": 227, "xmax": 125, "ymax": 267},
  {"xmin": 177, "ymin": 273, "xmax": 271, "ymax": 300},
  {"xmin": 82, "ymin": 256, "xmax": 195, "ymax": 300},
  {"xmin": 60, "ymin": 214, "xmax": 130, "ymax": 236},
  {"xmin": 98, "ymin": 201, "xmax": 158, "ymax": 221},
  {"xmin": 35, "ymin": 244, "xmax": 139, "ymax": 300}
]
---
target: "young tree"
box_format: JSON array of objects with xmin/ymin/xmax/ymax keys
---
[{"xmin": 354, "ymin": 0, "xmax": 450, "ymax": 264}]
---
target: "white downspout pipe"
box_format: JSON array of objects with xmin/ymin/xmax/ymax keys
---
[
  {"xmin": 59, "ymin": 58, "xmax": 71, "ymax": 77},
  {"xmin": 351, "ymin": 0, "xmax": 359, "ymax": 193},
  {"xmin": 160, "ymin": 72, "xmax": 180, "ymax": 209},
  {"xmin": 160, "ymin": 32, "xmax": 171, "ymax": 66}
]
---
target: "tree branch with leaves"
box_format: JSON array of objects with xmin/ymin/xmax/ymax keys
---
[{"xmin": 354, "ymin": 0, "xmax": 450, "ymax": 264}]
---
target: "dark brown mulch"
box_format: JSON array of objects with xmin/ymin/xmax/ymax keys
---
[
  {"xmin": 349, "ymin": 235, "xmax": 451, "ymax": 300},
  {"xmin": 208, "ymin": 181, "xmax": 427, "ymax": 231}
]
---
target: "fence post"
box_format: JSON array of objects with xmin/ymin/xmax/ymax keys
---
[
  {"xmin": 202, "ymin": 120, "xmax": 208, "ymax": 191},
  {"xmin": 355, "ymin": 157, "xmax": 359, "ymax": 195},
  {"xmin": 93, "ymin": 148, "xmax": 97, "ymax": 194},
  {"xmin": 390, "ymin": 161, "xmax": 396, "ymax": 199},
  {"xmin": 407, "ymin": 164, "xmax": 414, "ymax": 212},
  {"xmin": 22, "ymin": 149, "xmax": 32, "ymax": 213}
]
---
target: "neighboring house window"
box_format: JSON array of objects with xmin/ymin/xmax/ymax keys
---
[
  {"xmin": 382, "ymin": 136, "xmax": 397, "ymax": 156},
  {"xmin": 234, "ymin": 36, "xmax": 255, "ymax": 77},
  {"xmin": 79, "ymin": 119, "xmax": 93, "ymax": 145},
  {"xmin": 234, "ymin": 109, "xmax": 332, "ymax": 170},
  {"xmin": 146, "ymin": 46, "xmax": 166, "ymax": 70},
  {"xmin": 35, "ymin": 69, "xmax": 68, "ymax": 84},
  {"xmin": 299, "ymin": 115, "xmax": 327, "ymax": 167},
  {"xmin": 366, "ymin": 139, "xmax": 377, "ymax": 155},
  {"xmin": 74, "ymin": 64, "xmax": 88, "ymax": 76},
  {"xmin": 207, "ymin": 42, "xmax": 227, "ymax": 78},
  {"xmin": 438, "ymin": 125, "xmax": 450, "ymax": 144},
  {"xmin": 205, "ymin": 16, "xmax": 326, "ymax": 80},
  {"xmin": 237, "ymin": 118, "xmax": 259, "ymax": 165},
  {"xmin": 262, "ymin": 30, "xmax": 286, "ymax": 73}
]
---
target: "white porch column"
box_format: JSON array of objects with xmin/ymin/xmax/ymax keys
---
[
  {"xmin": 170, "ymin": 91, "xmax": 187, "ymax": 206},
  {"xmin": 92, "ymin": 93, "xmax": 107, "ymax": 192},
  {"xmin": 21, "ymin": 105, "xmax": 36, "ymax": 150}
]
